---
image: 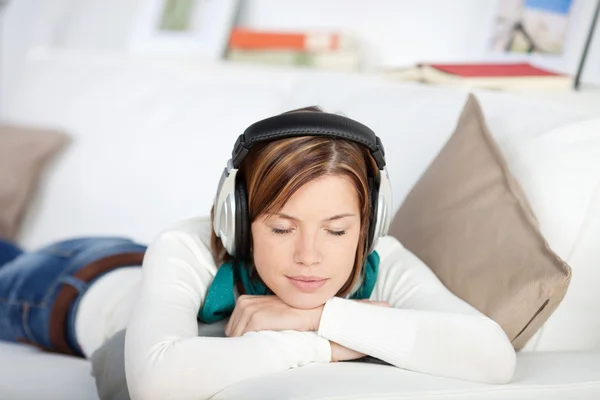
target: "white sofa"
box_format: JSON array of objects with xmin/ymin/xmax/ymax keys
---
[{"xmin": 1, "ymin": 47, "xmax": 600, "ymax": 399}]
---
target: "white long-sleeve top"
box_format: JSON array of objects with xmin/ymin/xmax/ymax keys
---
[{"xmin": 124, "ymin": 216, "xmax": 516, "ymax": 400}]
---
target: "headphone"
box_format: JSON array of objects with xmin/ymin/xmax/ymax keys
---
[{"xmin": 213, "ymin": 110, "xmax": 393, "ymax": 262}]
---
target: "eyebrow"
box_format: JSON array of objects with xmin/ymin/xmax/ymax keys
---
[{"xmin": 275, "ymin": 213, "xmax": 357, "ymax": 222}]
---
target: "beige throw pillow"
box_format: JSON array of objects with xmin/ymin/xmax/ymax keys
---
[
  {"xmin": 0, "ymin": 124, "xmax": 69, "ymax": 240},
  {"xmin": 388, "ymin": 94, "xmax": 571, "ymax": 350}
]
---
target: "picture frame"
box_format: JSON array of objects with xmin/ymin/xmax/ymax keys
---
[
  {"xmin": 129, "ymin": 0, "xmax": 240, "ymax": 60},
  {"xmin": 490, "ymin": 0, "xmax": 576, "ymax": 56},
  {"xmin": 576, "ymin": 0, "xmax": 600, "ymax": 88},
  {"xmin": 484, "ymin": 0, "xmax": 600, "ymax": 86}
]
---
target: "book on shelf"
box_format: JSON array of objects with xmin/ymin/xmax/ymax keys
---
[
  {"xmin": 228, "ymin": 28, "xmax": 354, "ymax": 52},
  {"xmin": 225, "ymin": 27, "xmax": 361, "ymax": 72},
  {"xmin": 226, "ymin": 49, "xmax": 360, "ymax": 72},
  {"xmin": 382, "ymin": 62, "xmax": 573, "ymax": 91}
]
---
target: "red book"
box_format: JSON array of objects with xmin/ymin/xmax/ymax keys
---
[
  {"xmin": 384, "ymin": 62, "xmax": 572, "ymax": 91},
  {"xmin": 427, "ymin": 62, "xmax": 564, "ymax": 77}
]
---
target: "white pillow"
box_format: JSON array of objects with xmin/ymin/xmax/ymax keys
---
[{"xmin": 498, "ymin": 117, "xmax": 600, "ymax": 352}]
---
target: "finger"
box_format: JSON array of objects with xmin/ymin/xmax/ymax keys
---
[
  {"xmin": 369, "ymin": 301, "xmax": 391, "ymax": 307},
  {"xmin": 226, "ymin": 295, "xmax": 250, "ymax": 336},
  {"xmin": 225, "ymin": 305, "xmax": 238, "ymax": 337},
  {"xmin": 233, "ymin": 295, "xmax": 260, "ymax": 337},
  {"xmin": 227, "ymin": 296, "xmax": 275, "ymax": 336},
  {"xmin": 355, "ymin": 299, "xmax": 391, "ymax": 307},
  {"xmin": 232, "ymin": 305, "xmax": 256, "ymax": 337},
  {"xmin": 234, "ymin": 296, "xmax": 284, "ymax": 336}
]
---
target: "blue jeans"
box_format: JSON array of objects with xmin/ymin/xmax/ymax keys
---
[{"xmin": 0, "ymin": 237, "xmax": 146, "ymax": 358}]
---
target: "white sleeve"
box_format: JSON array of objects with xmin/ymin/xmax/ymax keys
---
[
  {"xmin": 124, "ymin": 227, "xmax": 331, "ymax": 400},
  {"xmin": 317, "ymin": 236, "xmax": 516, "ymax": 384}
]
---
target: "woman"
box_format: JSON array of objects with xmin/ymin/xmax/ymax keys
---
[{"xmin": 0, "ymin": 107, "xmax": 516, "ymax": 400}]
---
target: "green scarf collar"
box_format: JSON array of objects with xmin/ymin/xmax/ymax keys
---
[{"xmin": 198, "ymin": 251, "xmax": 380, "ymax": 323}]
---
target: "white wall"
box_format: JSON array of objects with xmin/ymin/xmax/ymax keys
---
[
  {"xmin": 238, "ymin": 0, "xmax": 497, "ymax": 68},
  {"xmin": 0, "ymin": 0, "xmax": 143, "ymax": 109},
  {"xmin": 0, "ymin": 0, "xmax": 58, "ymax": 110},
  {"xmin": 237, "ymin": 0, "xmax": 600, "ymax": 78},
  {"xmin": 1, "ymin": 0, "xmax": 599, "ymax": 110}
]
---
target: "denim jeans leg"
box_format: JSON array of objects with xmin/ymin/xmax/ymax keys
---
[
  {"xmin": 0, "ymin": 248, "xmax": 68, "ymax": 348},
  {"xmin": 0, "ymin": 238, "xmax": 23, "ymax": 267},
  {"xmin": 0, "ymin": 237, "xmax": 146, "ymax": 356}
]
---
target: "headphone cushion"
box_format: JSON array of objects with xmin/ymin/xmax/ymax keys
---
[
  {"xmin": 234, "ymin": 175, "xmax": 250, "ymax": 262},
  {"xmin": 366, "ymin": 176, "xmax": 379, "ymax": 253}
]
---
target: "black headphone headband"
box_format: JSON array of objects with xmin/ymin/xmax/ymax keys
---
[
  {"xmin": 212, "ymin": 109, "xmax": 393, "ymax": 261},
  {"xmin": 231, "ymin": 112, "xmax": 386, "ymax": 169}
]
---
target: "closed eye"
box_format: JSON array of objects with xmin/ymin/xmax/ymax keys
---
[
  {"xmin": 272, "ymin": 228, "xmax": 293, "ymax": 235},
  {"xmin": 328, "ymin": 230, "xmax": 346, "ymax": 236}
]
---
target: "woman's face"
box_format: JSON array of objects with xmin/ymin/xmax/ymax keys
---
[{"xmin": 251, "ymin": 175, "xmax": 361, "ymax": 310}]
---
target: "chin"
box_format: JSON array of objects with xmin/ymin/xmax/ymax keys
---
[{"xmin": 278, "ymin": 290, "xmax": 334, "ymax": 310}]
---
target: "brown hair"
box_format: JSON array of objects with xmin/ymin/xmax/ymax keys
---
[{"xmin": 210, "ymin": 106, "xmax": 378, "ymax": 297}]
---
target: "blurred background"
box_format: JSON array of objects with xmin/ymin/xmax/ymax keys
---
[{"xmin": 1, "ymin": 0, "xmax": 599, "ymax": 113}]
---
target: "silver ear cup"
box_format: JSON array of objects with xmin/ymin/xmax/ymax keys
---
[
  {"xmin": 213, "ymin": 160, "xmax": 238, "ymax": 256},
  {"xmin": 370, "ymin": 166, "xmax": 393, "ymax": 252}
]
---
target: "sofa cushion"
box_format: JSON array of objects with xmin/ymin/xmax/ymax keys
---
[
  {"xmin": 0, "ymin": 342, "xmax": 97, "ymax": 400},
  {"xmin": 0, "ymin": 124, "xmax": 68, "ymax": 240},
  {"xmin": 213, "ymin": 350, "xmax": 600, "ymax": 400},
  {"xmin": 388, "ymin": 94, "xmax": 571, "ymax": 350},
  {"xmin": 2, "ymin": 340, "xmax": 600, "ymax": 400}
]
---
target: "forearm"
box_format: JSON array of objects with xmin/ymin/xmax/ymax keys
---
[
  {"xmin": 124, "ymin": 227, "xmax": 335, "ymax": 399},
  {"xmin": 125, "ymin": 330, "xmax": 331, "ymax": 400},
  {"xmin": 318, "ymin": 297, "xmax": 516, "ymax": 384}
]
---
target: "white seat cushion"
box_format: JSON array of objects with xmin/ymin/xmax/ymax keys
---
[
  {"xmin": 214, "ymin": 351, "xmax": 600, "ymax": 400},
  {"xmin": 0, "ymin": 341, "xmax": 98, "ymax": 399},
  {"xmin": 1, "ymin": 340, "xmax": 599, "ymax": 400}
]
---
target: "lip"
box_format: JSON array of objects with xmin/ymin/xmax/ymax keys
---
[{"xmin": 286, "ymin": 276, "xmax": 328, "ymax": 291}]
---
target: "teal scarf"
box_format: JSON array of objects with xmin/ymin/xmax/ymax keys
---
[{"xmin": 198, "ymin": 251, "xmax": 380, "ymax": 323}]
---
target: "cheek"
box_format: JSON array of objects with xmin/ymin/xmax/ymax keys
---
[
  {"xmin": 329, "ymin": 232, "xmax": 361, "ymax": 276},
  {"xmin": 250, "ymin": 225, "xmax": 290, "ymax": 280}
]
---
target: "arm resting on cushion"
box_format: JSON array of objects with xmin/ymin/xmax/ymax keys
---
[
  {"xmin": 125, "ymin": 228, "xmax": 331, "ymax": 400},
  {"xmin": 318, "ymin": 236, "xmax": 516, "ymax": 384}
]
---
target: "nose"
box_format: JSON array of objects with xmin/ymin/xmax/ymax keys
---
[{"xmin": 293, "ymin": 230, "xmax": 322, "ymax": 266}]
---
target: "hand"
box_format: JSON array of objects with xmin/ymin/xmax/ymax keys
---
[
  {"xmin": 225, "ymin": 295, "xmax": 323, "ymax": 337},
  {"xmin": 329, "ymin": 341, "xmax": 366, "ymax": 362},
  {"xmin": 329, "ymin": 299, "xmax": 391, "ymax": 362},
  {"xmin": 354, "ymin": 299, "xmax": 391, "ymax": 307}
]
